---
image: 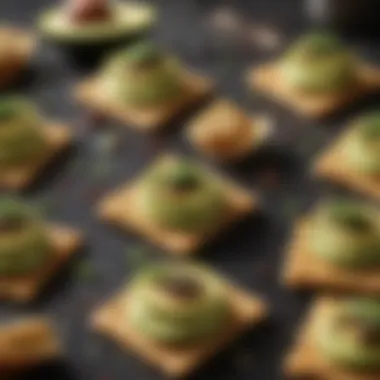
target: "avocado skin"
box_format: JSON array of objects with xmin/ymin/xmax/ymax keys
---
[
  {"xmin": 317, "ymin": 299, "xmax": 380, "ymax": 371},
  {"xmin": 127, "ymin": 263, "xmax": 229, "ymax": 345},
  {"xmin": 0, "ymin": 198, "xmax": 51, "ymax": 276},
  {"xmin": 37, "ymin": 4, "xmax": 156, "ymax": 67}
]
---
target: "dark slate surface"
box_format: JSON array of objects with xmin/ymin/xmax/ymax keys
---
[{"xmin": 1, "ymin": 0, "xmax": 380, "ymax": 379}]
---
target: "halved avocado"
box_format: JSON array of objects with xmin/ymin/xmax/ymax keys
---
[{"xmin": 37, "ymin": 1, "xmax": 156, "ymax": 65}]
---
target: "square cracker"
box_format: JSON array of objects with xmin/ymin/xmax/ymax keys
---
[
  {"xmin": 185, "ymin": 99, "xmax": 273, "ymax": 162},
  {"xmin": 283, "ymin": 218, "xmax": 380, "ymax": 294},
  {"xmin": 313, "ymin": 127, "xmax": 380, "ymax": 200},
  {"xmin": 284, "ymin": 297, "xmax": 380, "ymax": 380},
  {"xmin": 74, "ymin": 69, "xmax": 214, "ymax": 132},
  {"xmin": 0, "ymin": 122, "xmax": 72, "ymax": 190},
  {"xmin": 246, "ymin": 62, "xmax": 380, "ymax": 118},
  {"xmin": 0, "ymin": 27, "xmax": 36, "ymax": 89},
  {"xmin": 91, "ymin": 280, "xmax": 267, "ymax": 378},
  {"xmin": 0, "ymin": 224, "xmax": 83, "ymax": 303},
  {"xmin": 97, "ymin": 155, "xmax": 258, "ymax": 255},
  {"xmin": 0, "ymin": 318, "xmax": 61, "ymax": 372}
]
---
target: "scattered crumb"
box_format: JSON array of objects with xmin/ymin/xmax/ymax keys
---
[{"xmin": 208, "ymin": 7, "xmax": 244, "ymax": 35}]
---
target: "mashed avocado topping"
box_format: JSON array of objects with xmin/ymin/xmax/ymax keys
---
[
  {"xmin": 138, "ymin": 159, "xmax": 227, "ymax": 232},
  {"xmin": 317, "ymin": 298, "xmax": 380, "ymax": 371},
  {"xmin": 308, "ymin": 199, "xmax": 380, "ymax": 268},
  {"xmin": 0, "ymin": 97, "xmax": 48, "ymax": 168},
  {"xmin": 0, "ymin": 197, "xmax": 51, "ymax": 276},
  {"xmin": 343, "ymin": 112, "xmax": 380, "ymax": 174},
  {"xmin": 127, "ymin": 262, "xmax": 229, "ymax": 344},
  {"xmin": 280, "ymin": 32, "xmax": 357, "ymax": 94},
  {"xmin": 101, "ymin": 42, "xmax": 183, "ymax": 106}
]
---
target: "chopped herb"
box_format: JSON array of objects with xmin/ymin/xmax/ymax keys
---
[
  {"xmin": 126, "ymin": 245, "xmax": 155, "ymax": 271},
  {"xmin": 75, "ymin": 260, "xmax": 98, "ymax": 282}
]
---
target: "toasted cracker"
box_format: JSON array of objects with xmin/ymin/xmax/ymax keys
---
[
  {"xmin": 97, "ymin": 155, "xmax": 257, "ymax": 255},
  {"xmin": 92, "ymin": 279, "xmax": 267, "ymax": 378},
  {"xmin": 246, "ymin": 62, "xmax": 380, "ymax": 118},
  {"xmin": 0, "ymin": 317, "xmax": 61, "ymax": 372},
  {"xmin": 0, "ymin": 27, "xmax": 35, "ymax": 89},
  {"xmin": 185, "ymin": 99, "xmax": 273, "ymax": 162},
  {"xmin": 313, "ymin": 127, "xmax": 380, "ymax": 200},
  {"xmin": 283, "ymin": 218, "xmax": 380, "ymax": 294},
  {"xmin": 0, "ymin": 224, "xmax": 83, "ymax": 303},
  {"xmin": 0, "ymin": 122, "xmax": 72, "ymax": 190},
  {"xmin": 74, "ymin": 69, "xmax": 214, "ymax": 132},
  {"xmin": 285, "ymin": 297, "xmax": 380, "ymax": 380}
]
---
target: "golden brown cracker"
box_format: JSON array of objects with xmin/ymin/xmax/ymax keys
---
[
  {"xmin": 0, "ymin": 318, "xmax": 61, "ymax": 371},
  {"xmin": 247, "ymin": 62, "xmax": 380, "ymax": 118},
  {"xmin": 92, "ymin": 279, "xmax": 267, "ymax": 378},
  {"xmin": 0, "ymin": 122, "xmax": 72, "ymax": 190},
  {"xmin": 0, "ymin": 225, "xmax": 83, "ymax": 302},
  {"xmin": 285, "ymin": 297, "xmax": 380, "ymax": 380},
  {"xmin": 186, "ymin": 99, "xmax": 272, "ymax": 161},
  {"xmin": 97, "ymin": 155, "xmax": 257, "ymax": 255},
  {"xmin": 74, "ymin": 69, "xmax": 214, "ymax": 132}
]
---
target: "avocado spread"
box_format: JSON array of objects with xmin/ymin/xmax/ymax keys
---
[
  {"xmin": 0, "ymin": 97, "xmax": 48, "ymax": 168},
  {"xmin": 280, "ymin": 32, "xmax": 357, "ymax": 94},
  {"xmin": 317, "ymin": 298, "xmax": 380, "ymax": 371},
  {"xmin": 100, "ymin": 42, "xmax": 184, "ymax": 106},
  {"xmin": 138, "ymin": 159, "xmax": 228, "ymax": 232},
  {"xmin": 307, "ymin": 199, "xmax": 380, "ymax": 268},
  {"xmin": 127, "ymin": 262, "xmax": 229, "ymax": 344},
  {"xmin": 0, "ymin": 197, "xmax": 51, "ymax": 276}
]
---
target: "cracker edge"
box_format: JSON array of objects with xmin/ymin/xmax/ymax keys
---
[
  {"xmin": 74, "ymin": 70, "xmax": 214, "ymax": 132},
  {"xmin": 0, "ymin": 121, "xmax": 72, "ymax": 190},
  {"xmin": 91, "ymin": 281, "xmax": 268, "ymax": 378},
  {"xmin": 246, "ymin": 62, "xmax": 380, "ymax": 118},
  {"xmin": 0, "ymin": 224, "xmax": 83, "ymax": 303},
  {"xmin": 96, "ymin": 154, "xmax": 258, "ymax": 255}
]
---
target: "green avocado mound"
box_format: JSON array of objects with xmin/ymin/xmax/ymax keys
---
[
  {"xmin": 317, "ymin": 298, "xmax": 380, "ymax": 371},
  {"xmin": 343, "ymin": 112, "xmax": 380, "ymax": 174},
  {"xmin": 0, "ymin": 97, "xmax": 48, "ymax": 168},
  {"xmin": 0, "ymin": 197, "xmax": 51, "ymax": 276},
  {"xmin": 140, "ymin": 159, "xmax": 227, "ymax": 232},
  {"xmin": 308, "ymin": 199, "xmax": 380, "ymax": 268},
  {"xmin": 281, "ymin": 32, "xmax": 356, "ymax": 94},
  {"xmin": 128, "ymin": 262, "xmax": 229, "ymax": 344},
  {"xmin": 37, "ymin": 1, "xmax": 156, "ymax": 45},
  {"xmin": 101, "ymin": 42, "xmax": 183, "ymax": 106}
]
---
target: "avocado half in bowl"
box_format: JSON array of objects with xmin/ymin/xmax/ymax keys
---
[{"xmin": 37, "ymin": 0, "xmax": 157, "ymax": 66}]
